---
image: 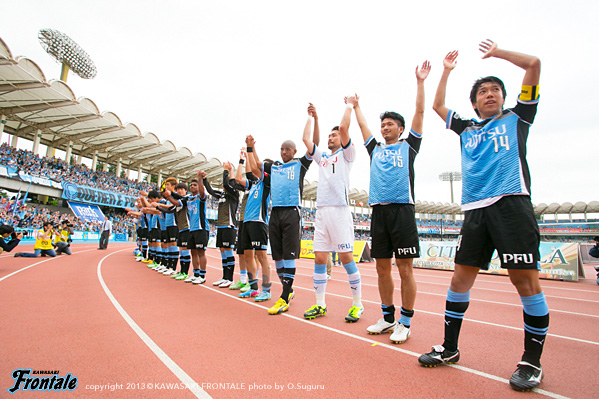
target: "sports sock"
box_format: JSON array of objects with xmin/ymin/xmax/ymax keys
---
[
  {"xmin": 225, "ymin": 249, "xmax": 235, "ymax": 281},
  {"xmin": 281, "ymin": 259, "xmax": 296, "ymax": 301},
  {"xmin": 179, "ymin": 249, "xmax": 191, "ymax": 275},
  {"xmin": 262, "ymin": 282, "xmax": 271, "ymax": 293},
  {"xmin": 313, "ymin": 263, "xmax": 328, "ymax": 307},
  {"xmin": 220, "ymin": 251, "xmax": 227, "ymax": 279},
  {"xmin": 343, "ymin": 261, "xmax": 362, "ymax": 307},
  {"xmin": 142, "ymin": 240, "xmax": 148, "ymax": 258},
  {"xmin": 382, "ymin": 304, "xmax": 395, "ymax": 324},
  {"xmin": 399, "ymin": 307, "xmax": 414, "ymax": 328},
  {"xmin": 171, "ymin": 246, "xmax": 179, "ymax": 270},
  {"xmin": 193, "ymin": 269, "xmax": 200, "ymax": 277},
  {"xmin": 521, "ymin": 292, "xmax": 549, "ymax": 367},
  {"xmin": 442, "ymin": 289, "xmax": 470, "ymax": 352},
  {"xmin": 275, "ymin": 260, "xmax": 284, "ymax": 283},
  {"xmin": 240, "ymin": 269, "xmax": 248, "ymax": 284}
]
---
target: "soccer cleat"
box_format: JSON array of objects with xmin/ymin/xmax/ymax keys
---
[
  {"xmin": 367, "ymin": 319, "xmax": 397, "ymax": 335},
  {"xmin": 14, "ymin": 252, "xmax": 22, "ymax": 257},
  {"xmin": 268, "ymin": 298, "xmax": 289, "ymax": 315},
  {"xmin": 304, "ymin": 305, "xmax": 327, "ymax": 320},
  {"xmin": 171, "ymin": 272, "xmax": 181, "ymax": 279},
  {"xmin": 326, "ymin": 274, "xmax": 331, "ymax": 280},
  {"xmin": 163, "ymin": 269, "xmax": 176, "ymax": 276},
  {"xmin": 141, "ymin": 259, "xmax": 152, "ymax": 264},
  {"xmin": 390, "ymin": 324, "xmax": 411, "ymax": 344},
  {"xmin": 509, "ymin": 361, "xmax": 543, "ymax": 391},
  {"xmin": 175, "ymin": 273, "xmax": 188, "ymax": 281},
  {"xmin": 146, "ymin": 262, "xmax": 156, "ymax": 268},
  {"xmin": 254, "ymin": 291, "xmax": 271, "ymax": 302},
  {"xmin": 192, "ymin": 276, "xmax": 206, "ymax": 285},
  {"xmin": 239, "ymin": 283, "xmax": 251, "ymax": 293},
  {"xmin": 154, "ymin": 265, "xmax": 165, "ymax": 272},
  {"xmin": 229, "ymin": 280, "xmax": 243, "ymax": 290},
  {"xmin": 219, "ymin": 280, "xmax": 233, "ymax": 288},
  {"xmin": 212, "ymin": 278, "xmax": 226, "ymax": 286},
  {"xmin": 288, "ymin": 291, "xmax": 295, "ymax": 302},
  {"xmin": 185, "ymin": 275, "xmax": 198, "ymax": 283},
  {"xmin": 239, "ymin": 290, "xmax": 259, "ymax": 298},
  {"xmin": 345, "ymin": 306, "xmax": 364, "ymax": 323},
  {"xmin": 135, "ymin": 256, "xmax": 143, "ymax": 262},
  {"xmin": 418, "ymin": 345, "xmax": 460, "ymax": 367}
]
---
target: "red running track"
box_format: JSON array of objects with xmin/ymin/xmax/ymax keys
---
[{"xmin": 1, "ymin": 243, "xmax": 598, "ymax": 398}]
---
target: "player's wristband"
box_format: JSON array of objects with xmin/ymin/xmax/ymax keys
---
[
  {"xmin": 239, "ymin": 159, "xmax": 245, "ymax": 165},
  {"xmin": 246, "ymin": 147, "xmax": 253, "ymax": 152},
  {"xmin": 346, "ymin": 103, "xmax": 354, "ymax": 109}
]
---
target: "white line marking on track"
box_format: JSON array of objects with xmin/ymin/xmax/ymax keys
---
[
  {"xmin": 97, "ymin": 249, "xmax": 211, "ymax": 399},
  {"xmin": 196, "ymin": 282, "xmax": 570, "ymax": 399}
]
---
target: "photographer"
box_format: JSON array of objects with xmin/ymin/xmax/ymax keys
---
[
  {"xmin": 589, "ymin": 236, "xmax": 599, "ymax": 259},
  {"xmin": 14, "ymin": 222, "xmax": 56, "ymax": 258},
  {"xmin": 55, "ymin": 221, "xmax": 73, "ymax": 255},
  {"xmin": 0, "ymin": 225, "xmax": 23, "ymax": 254}
]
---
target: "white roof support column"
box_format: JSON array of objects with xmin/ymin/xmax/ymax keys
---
[
  {"xmin": 76, "ymin": 154, "xmax": 82, "ymax": 165},
  {"xmin": 0, "ymin": 114, "xmax": 5, "ymax": 144},
  {"xmin": 10, "ymin": 133, "xmax": 18, "ymax": 148},
  {"xmin": 137, "ymin": 166, "xmax": 142, "ymax": 183},
  {"xmin": 91, "ymin": 150, "xmax": 98, "ymax": 171},
  {"xmin": 157, "ymin": 170, "xmax": 163, "ymax": 187},
  {"xmin": 32, "ymin": 129, "xmax": 41, "ymax": 155},
  {"xmin": 102, "ymin": 162, "xmax": 108, "ymax": 172},
  {"xmin": 116, "ymin": 157, "xmax": 122, "ymax": 177},
  {"xmin": 65, "ymin": 140, "xmax": 73, "ymax": 163},
  {"xmin": 45, "ymin": 145, "xmax": 55, "ymax": 157},
  {"xmin": 146, "ymin": 172, "xmax": 151, "ymax": 183}
]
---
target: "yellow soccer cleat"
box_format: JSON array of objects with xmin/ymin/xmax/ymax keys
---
[{"xmin": 268, "ymin": 298, "xmax": 289, "ymax": 315}]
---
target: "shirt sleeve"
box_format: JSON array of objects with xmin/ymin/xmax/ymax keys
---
[
  {"xmin": 342, "ymin": 139, "xmax": 356, "ymax": 162},
  {"xmin": 511, "ymin": 87, "xmax": 539, "ymax": 125},
  {"xmin": 300, "ymin": 155, "xmax": 312, "ymax": 170},
  {"xmin": 311, "ymin": 146, "xmax": 323, "ymax": 164},
  {"xmin": 406, "ymin": 130, "xmax": 422, "ymax": 153},
  {"xmin": 446, "ymin": 110, "xmax": 473, "ymax": 135},
  {"xmin": 364, "ymin": 136, "xmax": 377, "ymax": 157}
]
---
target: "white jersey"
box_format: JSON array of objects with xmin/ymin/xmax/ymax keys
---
[{"xmin": 309, "ymin": 140, "xmax": 356, "ymax": 207}]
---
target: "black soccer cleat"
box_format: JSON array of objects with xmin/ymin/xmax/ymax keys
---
[
  {"xmin": 509, "ymin": 361, "xmax": 543, "ymax": 391},
  {"xmin": 418, "ymin": 345, "xmax": 460, "ymax": 367}
]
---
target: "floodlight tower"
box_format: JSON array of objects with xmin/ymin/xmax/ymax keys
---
[
  {"xmin": 38, "ymin": 29, "xmax": 97, "ymax": 82},
  {"xmin": 439, "ymin": 171, "xmax": 461, "ymax": 204}
]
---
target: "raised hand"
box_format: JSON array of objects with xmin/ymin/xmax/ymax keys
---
[
  {"xmin": 443, "ymin": 51, "xmax": 459, "ymax": 70},
  {"xmin": 307, "ymin": 103, "xmax": 317, "ymax": 118},
  {"xmin": 245, "ymin": 135, "xmax": 255, "ymax": 148},
  {"xmin": 239, "ymin": 148, "xmax": 247, "ymax": 160},
  {"xmin": 223, "ymin": 161, "xmax": 232, "ymax": 171},
  {"xmin": 415, "ymin": 60, "xmax": 431, "ymax": 81},
  {"xmin": 197, "ymin": 170, "xmax": 207, "ymax": 180},
  {"xmin": 344, "ymin": 94, "xmax": 360, "ymax": 107},
  {"xmin": 479, "ymin": 39, "xmax": 498, "ymax": 59}
]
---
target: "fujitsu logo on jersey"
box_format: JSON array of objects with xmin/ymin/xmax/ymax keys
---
[
  {"xmin": 373, "ymin": 148, "xmax": 399, "ymax": 160},
  {"xmin": 464, "ymin": 124, "xmax": 506, "ymax": 149},
  {"xmin": 502, "ymin": 253, "xmax": 534, "ymax": 264},
  {"xmin": 397, "ymin": 247, "xmax": 417, "ymax": 255}
]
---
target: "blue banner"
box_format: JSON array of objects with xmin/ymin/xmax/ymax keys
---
[
  {"xmin": 67, "ymin": 201, "xmax": 105, "ymax": 222},
  {"xmin": 62, "ymin": 182, "xmax": 136, "ymax": 208}
]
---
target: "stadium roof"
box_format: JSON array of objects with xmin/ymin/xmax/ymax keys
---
[{"xmin": 0, "ymin": 36, "xmax": 596, "ymax": 216}]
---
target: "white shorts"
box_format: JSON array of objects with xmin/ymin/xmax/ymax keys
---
[{"xmin": 313, "ymin": 206, "xmax": 354, "ymax": 253}]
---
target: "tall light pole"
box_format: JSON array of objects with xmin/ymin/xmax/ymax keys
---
[
  {"xmin": 38, "ymin": 29, "xmax": 97, "ymax": 82},
  {"xmin": 439, "ymin": 171, "xmax": 461, "ymax": 204}
]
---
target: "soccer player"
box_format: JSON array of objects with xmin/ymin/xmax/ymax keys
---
[
  {"xmin": 301, "ymin": 102, "xmax": 363, "ymax": 322},
  {"xmin": 237, "ymin": 146, "xmax": 272, "ymax": 301},
  {"xmin": 418, "ymin": 40, "xmax": 547, "ymax": 392},
  {"xmin": 247, "ymin": 120, "xmax": 318, "ymax": 314},
  {"xmin": 203, "ymin": 162, "xmax": 242, "ymax": 288},
  {"xmin": 140, "ymin": 190, "xmax": 163, "ymax": 268},
  {"xmin": 350, "ymin": 60, "xmax": 431, "ymax": 343}
]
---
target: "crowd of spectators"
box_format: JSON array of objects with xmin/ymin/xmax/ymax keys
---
[{"xmin": 0, "ymin": 143, "xmax": 154, "ymax": 196}]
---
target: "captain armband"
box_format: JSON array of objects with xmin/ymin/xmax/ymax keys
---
[{"xmin": 519, "ymin": 85, "xmax": 539, "ymax": 102}]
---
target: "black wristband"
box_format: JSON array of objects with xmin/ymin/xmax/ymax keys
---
[
  {"xmin": 239, "ymin": 159, "xmax": 245, "ymax": 164},
  {"xmin": 247, "ymin": 147, "xmax": 253, "ymax": 153}
]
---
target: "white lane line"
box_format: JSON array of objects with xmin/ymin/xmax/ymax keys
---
[
  {"xmin": 97, "ymin": 249, "xmax": 211, "ymax": 399},
  {"xmin": 201, "ymin": 256, "xmax": 599, "ymax": 346},
  {"xmin": 196, "ymin": 281, "xmax": 570, "ymax": 399},
  {"xmin": 0, "ymin": 248, "xmax": 99, "ymax": 282}
]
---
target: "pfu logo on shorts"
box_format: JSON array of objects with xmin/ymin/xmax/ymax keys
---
[
  {"xmin": 337, "ymin": 243, "xmax": 353, "ymax": 251},
  {"xmin": 397, "ymin": 247, "xmax": 417, "ymax": 256},
  {"xmin": 7, "ymin": 369, "xmax": 78, "ymax": 394},
  {"xmin": 502, "ymin": 253, "xmax": 534, "ymax": 264}
]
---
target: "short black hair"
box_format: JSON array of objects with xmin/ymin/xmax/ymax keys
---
[
  {"xmin": 175, "ymin": 182, "xmax": 188, "ymax": 191},
  {"xmin": 470, "ymin": 76, "xmax": 507, "ymax": 116},
  {"xmin": 148, "ymin": 190, "xmax": 161, "ymax": 199},
  {"xmin": 331, "ymin": 126, "xmax": 340, "ymax": 132},
  {"xmin": 380, "ymin": 111, "xmax": 405, "ymax": 128},
  {"xmin": 0, "ymin": 225, "xmax": 14, "ymax": 235}
]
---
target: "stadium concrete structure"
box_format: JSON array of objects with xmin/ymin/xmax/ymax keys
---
[{"xmin": 1, "ymin": 35, "xmax": 598, "ymax": 220}]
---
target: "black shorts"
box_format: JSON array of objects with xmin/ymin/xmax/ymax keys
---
[
  {"xmin": 216, "ymin": 227, "xmax": 237, "ymax": 249},
  {"xmin": 188, "ymin": 230, "xmax": 209, "ymax": 250},
  {"xmin": 137, "ymin": 227, "xmax": 148, "ymax": 240},
  {"xmin": 241, "ymin": 222, "xmax": 268, "ymax": 251},
  {"xmin": 178, "ymin": 229, "xmax": 190, "ymax": 248},
  {"xmin": 455, "ymin": 195, "xmax": 540, "ymax": 270},
  {"xmin": 166, "ymin": 226, "xmax": 178, "ymax": 243},
  {"xmin": 160, "ymin": 229, "xmax": 168, "ymax": 244},
  {"xmin": 370, "ymin": 204, "xmax": 420, "ymax": 259},
  {"xmin": 236, "ymin": 223, "xmax": 245, "ymax": 255},
  {"xmin": 269, "ymin": 207, "xmax": 301, "ymax": 260},
  {"xmin": 149, "ymin": 228, "xmax": 162, "ymax": 243}
]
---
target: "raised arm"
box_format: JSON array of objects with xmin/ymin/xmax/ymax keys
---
[
  {"xmin": 203, "ymin": 171, "xmax": 221, "ymax": 198},
  {"xmin": 245, "ymin": 135, "xmax": 262, "ymax": 178},
  {"xmin": 433, "ymin": 51, "xmax": 458, "ymax": 121},
  {"xmin": 235, "ymin": 149, "xmax": 248, "ymax": 186},
  {"xmin": 311, "ymin": 103, "xmax": 320, "ymax": 147},
  {"xmin": 411, "ymin": 60, "xmax": 431, "ymax": 134},
  {"xmin": 339, "ymin": 97, "xmax": 354, "ymax": 147},
  {"xmin": 197, "ymin": 170, "xmax": 206, "ymax": 198},
  {"xmin": 479, "ymin": 39, "xmax": 540, "ymax": 86},
  {"xmin": 302, "ymin": 104, "xmax": 316, "ymax": 155},
  {"xmin": 346, "ymin": 94, "xmax": 372, "ymax": 143}
]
